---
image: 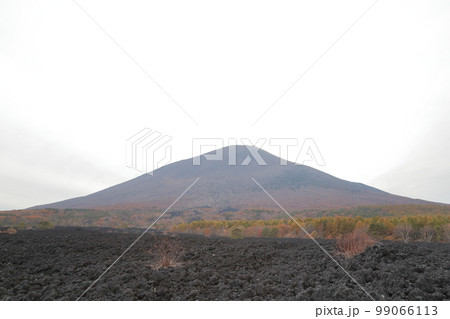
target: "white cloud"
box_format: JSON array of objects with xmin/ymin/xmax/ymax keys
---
[{"xmin": 1, "ymin": 0, "xmax": 449, "ymax": 209}]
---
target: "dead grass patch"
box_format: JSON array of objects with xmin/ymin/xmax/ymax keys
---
[{"xmin": 148, "ymin": 237, "xmax": 184, "ymax": 270}]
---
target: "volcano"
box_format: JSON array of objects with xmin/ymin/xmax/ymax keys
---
[{"xmin": 31, "ymin": 145, "xmax": 435, "ymax": 211}]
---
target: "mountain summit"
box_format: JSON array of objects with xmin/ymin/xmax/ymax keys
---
[{"xmin": 32, "ymin": 145, "xmax": 433, "ymax": 211}]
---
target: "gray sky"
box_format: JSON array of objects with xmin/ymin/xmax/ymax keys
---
[{"xmin": 1, "ymin": 0, "xmax": 450, "ymax": 210}]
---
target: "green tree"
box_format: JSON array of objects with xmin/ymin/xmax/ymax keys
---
[
  {"xmin": 231, "ymin": 227, "xmax": 243, "ymax": 239},
  {"xmin": 37, "ymin": 220, "xmax": 55, "ymax": 230},
  {"xmin": 368, "ymin": 222, "xmax": 389, "ymax": 239},
  {"xmin": 261, "ymin": 227, "xmax": 278, "ymax": 238}
]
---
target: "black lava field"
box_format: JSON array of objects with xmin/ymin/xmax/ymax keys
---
[{"xmin": 0, "ymin": 228, "xmax": 449, "ymax": 301}]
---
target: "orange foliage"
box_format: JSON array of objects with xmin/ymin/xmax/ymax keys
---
[{"xmin": 336, "ymin": 228, "xmax": 375, "ymax": 258}]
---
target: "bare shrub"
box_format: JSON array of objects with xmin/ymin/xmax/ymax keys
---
[
  {"xmin": 443, "ymin": 224, "xmax": 450, "ymax": 243},
  {"xmin": 149, "ymin": 237, "xmax": 184, "ymax": 270},
  {"xmin": 336, "ymin": 228, "xmax": 375, "ymax": 258},
  {"xmin": 394, "ymin": 224, "xmax": 413, "ymax": 243},
  {"xmin": 420, "ymin": 226, "xmax": 435, "ymax": 242}
]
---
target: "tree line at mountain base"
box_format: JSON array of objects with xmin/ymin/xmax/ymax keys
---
[
  {"xmin": 172, "ymin": 215, "xmax": 450, "ymax": 243},
  {"xmin": 1, "ymin": 205, "xmax": 450, "ymax": 243}
]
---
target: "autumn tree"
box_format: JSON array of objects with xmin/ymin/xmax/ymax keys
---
[
  {"xmin": 300, "ymin": 223, "xmax": 315, "ymax": 239},
  {"xmin": 336, "ymin": 228, "xmax": 375, "ymax": 258}
]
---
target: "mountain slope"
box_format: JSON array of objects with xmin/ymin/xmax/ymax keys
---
[{"xmin": 31, "ymin": 145, "xmax": 436, "ymax": 211}]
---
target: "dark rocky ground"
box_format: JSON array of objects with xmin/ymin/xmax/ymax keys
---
[{"xmin": 0, "ymin": 227, "xmax": 449, "ymax": 301}]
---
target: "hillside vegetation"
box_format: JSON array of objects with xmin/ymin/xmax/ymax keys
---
[
  {"xmin": 1, "ymin": 204, "xmax": 450, "ymax": 242},
  {"xmin": 172, "ymin": 214, "xmax": 450, "ymax": 243}
]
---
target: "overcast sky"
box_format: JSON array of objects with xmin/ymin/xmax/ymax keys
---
[{"xmin": 1, "ymin": 0, "xmax": 449, "ymax": 210}]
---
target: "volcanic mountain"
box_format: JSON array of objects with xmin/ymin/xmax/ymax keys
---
[{"xmin": 32, "ymin": 145, "xmax": 434, "ymax": 211}]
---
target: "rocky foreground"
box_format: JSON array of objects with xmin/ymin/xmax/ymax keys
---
[{"xmin": 0, "ymin": 227, "xmax": 449, "ymax": 300}]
